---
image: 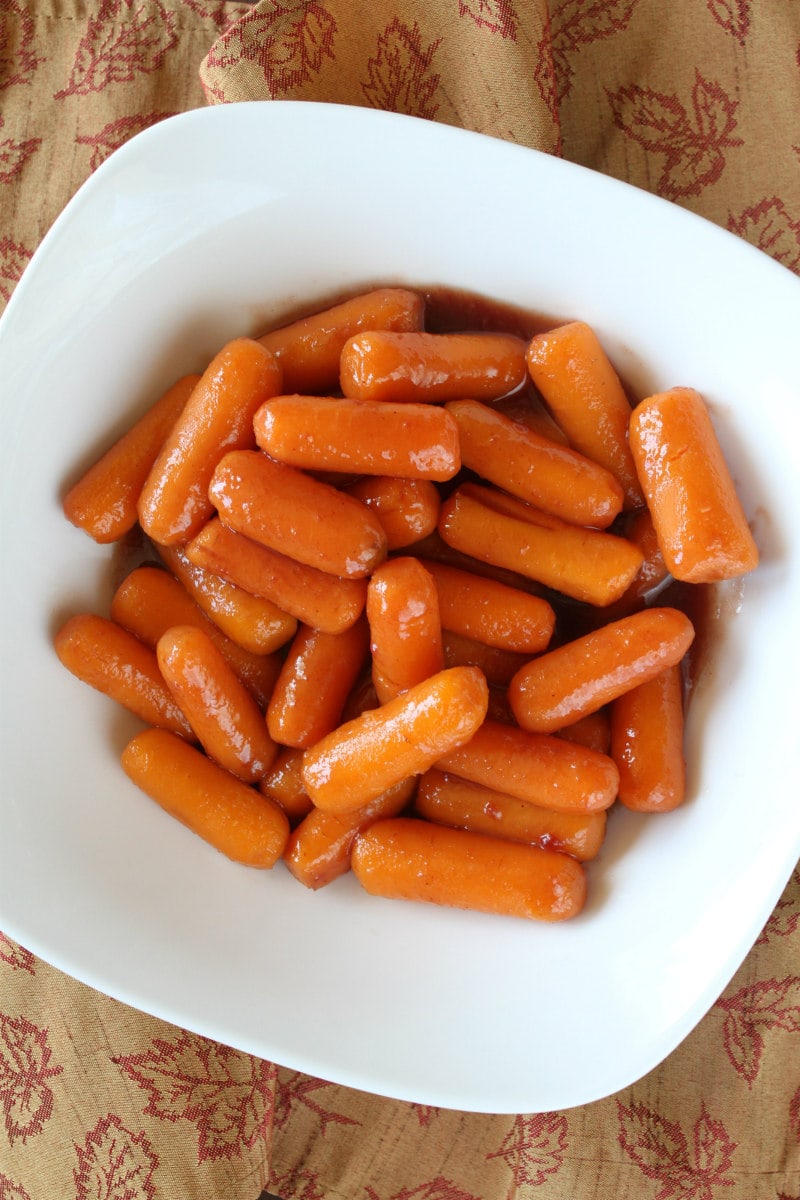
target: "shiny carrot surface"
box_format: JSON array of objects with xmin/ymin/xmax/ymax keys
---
[
  {"xmin": 420, "ymin": 558, "xmax": 555, "ymax": 654},
  {"xmin": 366, "ymin": 557, "xmax": 444, "ymax": 703},
  {"xmin": 610, "ymin": 663, "xmax": 686, "ymax": 812},
  {"xmin": 345, "ymin": 476, "xmax": 441, "ymax": 550}
]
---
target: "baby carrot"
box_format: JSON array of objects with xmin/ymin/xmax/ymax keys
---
[
  {"xmin": 416, "ymin": 769, "xmax": 607, "ymax": 861},
  {"xmin": 138, "ymin": 338, "xmax": 282, "ymax": 546},
  {"xmin": 258, "ymin": 287, "xmax": 424, "ymax": 393},
  {"xmin": 208, "ymin": 450, "xmax": 388, "ymax": 580},
  {"xmin": 629, "ymin": 386, "xmax": 759, "ymax": 582},
  {"xmin": 121, "ymin": 729, "xmax": 289, "ymax": 868},
  {"xmin": 185, "ymin": 518, "xmax": 367, "ymax": 634},
  {"xmin": 436, "ymin": 718, "xmax": 619, "ymax": 814},
  {"xmin": 441, "ymin": 629, "xmax": 530, "ymax": 688},
  {"xmin": 62, "ymin": 373, "xmax": 198, "ymax": 543},
  {"xmin": 556, "ymin": 710, "xmax": 611, "ymax": 755},
  {"xmin": 266, "ymin": 619, "xmax": 371, "ymax": 748},
  {"xmin": 54, "ymin": 613, "xmax": 193, "ymax": 738},
  {"xmin": 420, "ymin": 558, "xmax": 555, "ymax": 654},
  {"xmin": 610, "ymin": 663, "xmax": 686, "ymax": 812},
  {"xmin": 339, "ymin": 330, "xmax": 527, "ymax": 403},
  {"xmin": 526, "ymin": 321, "xmax": 643, "ymax": 508},
  {"xmin": 157, "ymin": 625, "xmax": 278, "ymax": 783},
  {"xmin": 446, "ymin": 398, "xmax": 624, "ymax": 528},
  {"xmin": 258, "ymin": 747, "xmax": 314, "ymax": 824},
  {"xmin": 344, "ymin": 476, "xmax": 441, "ymax": 550},
  {"xmin": 366, "ymin": 557, "xmax": 444, "ymax": 703},
  {"xmin": 351, "ymin": 818, "xmax": 587, "ymax": 922},
  {"xmin": 509, "ymin": 606, "xmax": 695, "ymax": 734},
  {"xmin": 301, "ymin": 665, "xmax": 489, "ymax": 814}
]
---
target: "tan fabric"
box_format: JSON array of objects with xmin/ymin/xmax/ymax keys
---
[{"xmin": 1, "ymin": 1, "xmax": 799, "ymax": 1197}]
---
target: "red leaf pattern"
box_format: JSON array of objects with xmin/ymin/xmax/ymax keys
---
[
  {"xmin": 0, "ymin": 0, "xmax": 44, "ymax": 90},
  {"xmin": 203, "ymin": 1, "xmax": 337, "ymax": 94},
  {"xmin": 73, "ymin": 1113, "xmax": 158, "ymax": 1200},
  {"xmin": 365, "ymin": 1180, "xmax": 482, "ymax": 1200},
  {"xmin": 273, "ymin": 1070, "xmax": 361, "ymax": 1136},
  {"xmin": 266, "ymin": 1167, "xmax": 327, "ymax": 1200},
  {"xmin": 486, "ymin": 1112, "xmax": 568, "ymax": 1187},
  {"xmin": 113, "ymin": 1032, "xmax": 276, "ymax": 1162},
  {"xmin": 75, "ymin": 112, "xmax": 176, "ymax": 172},
  {"xmin": 55, "ymin": 0, "xmax": 178, "ymax": 98},
  {"xmin": 0, "ymin": 1175, "xmax": 32, "ymax": 1200},
  {"xmin": 361, "ymin": 19, "xmax": 443, "ymax": 119},
  {"xmin": 715, "ymin": 976, "xmax": 800, "ymax": 1084},
  {"xmin": 0, "ymin": 134, "xmax": 40, "ymax": 183},
  {"xmin": 790, "ymin": 1083, "xmax": 800, "ymax": 1144},
  {"xmin": 176, "ymin": 0, "xmax": 250, "ymax": 32},
  {"xmin": 0, "ymin": 236, "xmax": 31, "ymax": 304},
  {"xmin": 617, "ymin": 1100, "xmax": 737, "ymax": 1199},
  {"xmin": 0, "ymin": 1014, "xmax": 63, "ymax": 1145},
  {"xmin": 706, "ymin": 0, "xmax": 750, "ymax": 45},
  {"xmin": 533, "ymin": 21, "xmax": 561, "ymax": 150},
  {"xmin": 411, "ymin": 1103, "xmax": 441, "ymax": 1126},
  {"xmin": 550, "ymin": 0, "xmax": 641, "ymax": 102},
  {"xmin": 0, "ymin": 934, "xmax": 35, "ymax": 975},
  {"xmin": 456, "ymin": 0, "xmax": 519, "ymax": 40},
  {"xmin": 728, "ymin": 198, "xmax": 800, "ymax": 275}
]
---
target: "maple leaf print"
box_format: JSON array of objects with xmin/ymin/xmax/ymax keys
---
[
  {"xmin": 0, "ymin": 1174, "xmax": 32, "ymax": 1200},
  {"xmin": 550, "ymin": 0, "xmax": 640, "ymax": 103},
  {"xmin": 0, "ymin": 235, "xmax": 31, "ymax": 305},
  {"xmin": 618, "ymin": 1099, "xmax": 737, "ymax": 1199},
  {"xmin": 0, "ymin": 1013, "xmax": 63, "ymax": 1144},
  {"xmin": 607, "ymin": 69, "xmax": 742, "ymax": 200},
  {"xmin": 0, "ymin": 0, "xmax": 44, "ymax": 90},
  {"xmin": 75, "ymin": 112, "xmax": 176, "ymax": 172},
  {"xmin": 113, "ymin": 1032, "xmax": 276, "ymax": 1162},
  {"xmin": 365, "ymin": 1179, "xmax": 482, "ymax": 1200},
  {"xmin": 706, "ymin": 0, "xmax": 750, "ymax": 45},
  {"xmin": 273, "ymin": 1070, "xmax": 360, "ymax": 1136},
  {"xmin": 73, "ymin": 1113, "xmax": 158, "ymax": 1200},
  {"xmin": 55, "ymin": 0, "xmax": 178, "ymax": 98},
  {"xmin": 715, "ymin": 976, "xmax": 800, "ymax": 1085},
  {"xmin": 533, "ymin": 21, "xmax": 561, "ymax": 152},
  {"xmin": 411, "ymin": 1102, "xmax": 441, "ymax": 1126},
  {"xmin": 728, "ymin": 198, "xmax": 800, "ymax": 275},
  {"xmin": 267, "ymin": 1167, "xmax": 326, "ymax": 1200},
  {"xmin": 486, "ymin": 1111, "xmax": 568, "ymax": 1188},
  {"xmin": 204, "ymin": 1, "xmax": 337, "ymax": 94},
  {"xmin": 177, "ymin": 0, "xmax": 250, "ymax": 31},
  {"xmin": 457, "ymin": 0, "xmax": 519, "ymax": 40},
  {"xmin": 0, "ymin": 933, "xmax": 35, "ymax": 974},
  {"xmin": 362, "ymin": 19, "xmax": 443, "ymax": 120},
  {"xmin": 0, "ymin": 134, "xmax": 40, "ymax": 182}
]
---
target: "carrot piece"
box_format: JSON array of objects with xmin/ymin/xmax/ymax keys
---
[
  {"xmin": 441, "ymin": 629, "xmax": 530, "ymax": 688},
  {"xmin": 446, "ymin": 398, "xmax": 624, "ymax": 528},
  {"xmin": 266, "ymin": 619, "xmax": 370, "ymax": 748},
  {"xmin": 158, "ymin": 544, "xmax": 297, "ymax": 655},
  {"xmin": 138, "ymin": 338, "xmax": 282, "ymax": 546},
  {"xmin": 555, "ymin": 710, "xmax": 611, "ymax": 755},
  {"xmin": 420, "ymin": 558, "xmax": 555, "ymax": 654},
  {"xmin": 62, "ymin": 374, "xmax": 198, "ymax": 543},
  {"xmin": 438, "ymin": 484, "xmax": 643, "ymax": 607},
  {"xmin": 110, "ymin": 566, "xmax": 282, "ymax": 708},
  {"xmin": 54, "ymin": 613, "xmax": 193, "ymax": 738},
  {"xmin": 121, "ymin": 729, "xmax": 289, "ymax": 868},
  {"xmin": 258, "ymin": 287, "xmax": 424, "ymax": 394},
  {"xmin": 436, "ymin": 718, "xmax": 619, "ymax": 814},
  {"xmin": 258, "ymin": 747, "xmax": 314, "ymax": 825},
  {"xmin": 301, "ymin": 665, "xmax": 489, "ymax": 814},
  {"xmin": 186, "ymin": 518, "xmax": 367, "ymax": 634},
  {"xmin": 351, "ymin": 818, "xmax": 587, "ymax": 922},
  {"xmin": 416, "ymin": 769, "xmax": 607, "ymax": 861},
  {"xmin": 157, "ymin": 625, "xmax": 278, "ymax": 783},
  {"xmin": 629, "ymin": 386, "xmax": 759, "ymax": 583},
  {"xmin": 208, "ymin": 449, "xmax": 387, "ymax": 580},
  {"xmin": 610, "ymin": 664, "xmax": 686, "ymax": 812},
  {"xmin": 344, "ymin": 476, "xmax": 441, "ymax": 550},
  {"xmin": 284, "ymin": 777, "xmax": 416, "ymax": 890},
  {"xmin": 526, "ymin": 321, "xmax": 643, "ymax": 508},
  {"xmin": 339, "ymin": 330, "xmax": 527, "ymax": 403},
  {"xmin": 366, "ymin": 557, "xmax": 444, "ymax": 703},
  {"xmin": 509, "ymin": 606, "xmax": 695, "ymax": 734}
]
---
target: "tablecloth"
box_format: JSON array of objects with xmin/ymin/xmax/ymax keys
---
[{"xmin": 1, "ymin": 2, "xmax": 799, "ymax": 1197}]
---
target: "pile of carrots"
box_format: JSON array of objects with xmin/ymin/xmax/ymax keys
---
[{"xmin": 55, "ymin": 286, "xmax": 759, "ymax": 923}]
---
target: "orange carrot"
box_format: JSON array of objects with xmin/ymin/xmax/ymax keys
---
[
  {"xmin": 157, "ymin": 625, "xmax": 278, "ymax": 783},
  {"xmin": 54, "ymin": 613, "xmax": 193, "ymax": 738},
  {"xmin": 121, "ymin": 728, "xmax": 289, "ymax": 868},
  {"xmin": 610, "ymin": 663, "xmax": 686, "ymax": 812},
  {"xmin": 351, "ymin": 818, "xmax": 587, "ymax": 922},
  {"xmin": 416, "ymin": 769, "xmax": 607, "ymax": 861},
  {"xmin": 138, "ymin": 338, "xmax": 282, "ymax": 546},
  {"xmin": 340, "ymin": 329, "xmax": 528, "ymax": 403},
  {"xmin": 302, "ymin": 665, "xmax": 489, "ymax": 814},
  {"xmin": 509, "ymin": 606, "xmax": 695, "ymax": 733},
  {"xmin": 208, "ymin": 449, "xmax": 388, "ymax": 579},
  {"xmin": 258, "ymin": 747, "xmax": 314, "ymax": 825},
  {"xmin": 420, "ymin": 558, "xmax": 555, "ymax": 654},
  {"xmin": 555, "ymin": 710, "xmax": 611, "ymax": 755},
  {"xmin": 63, "ymin": 373, "xmax": 198, "ymax": 543},
  {"xmin": 446, "ymin": 398, "xmax": 624, "ymax": 528},
  {"xmin": 441, "ymin": 629, "xmax": 530, "ymax": 688},
  {"xmin": 629, "ymin": 386, "xmax": 759, "ymax": 582},
  {"xmin": 267, "ymin": 619, "xmax": 370, "ymax": 748},
  {"xmin": 366, "ymin": 557, "xmax": 444, "ymax": 703},
  {"xmin": 344, "ymin": 476, "xmax": 441, "ymax": 550},
  {"xmin": 526, "ymin": 321, "xmax": 643, "ymax": 508}
]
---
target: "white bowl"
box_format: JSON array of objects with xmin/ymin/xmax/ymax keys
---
[{"xmin": 1, "ymin": 102, "xmax": 798, "ymax": 1115}]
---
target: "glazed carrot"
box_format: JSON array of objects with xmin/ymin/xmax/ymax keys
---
[
  {"xmin": 446, "ymin": 398, "xmax": 624, "ymax": 528},
  {"xmin": 158, "ymin": 544, "xmax": 297, "ymax": 655},
  {"xmin": 366, "ymin": 557, "xmax": 444, "ymax": 703},
  {"xmin": 62, "ymin": 373, "xmax": 198, "ymax": 543},
  {"xmin": 258, "ymin": 287, "xmax": 425, "ymax": 393},
  {"xmin": 121, "ymin": 729, "xmax": 289, "ymax": 868},
  {"xmin": 186, "ymin": 518, "xmax": 367, "ymax": 634},
  {"xmin": 416, "ymin": 769, "xmax": 607, "ymax": 861},
  {"xmin": 284, "ymin": 777, "xmax": 416, "ymax": 890},
  {"xmin": 610, "ymin": 664, "xmax": 686, "ymax": 812},
  {"xmin": 157, "ymin": 625, "xmax": 278, "ymax": 783},
  {"xmin": 267, "ymin": 619, "xmax": 370, "ymax": 748},
  {"xmin": 54, "ymin": 613, "xmax": 193, "ymax": 738},
  {"xmin": 629, "ymin": 386, "xmax": 759, "ymax": 582},
  {"xmin": 436, "ymin": 718, "xmax": 618, "ymax": 814},
  {"xmin": 208, "ymin": 450, "xmax": 387, "ymax": 579},
  {"xmin": 351, "ymin": 818, "xmax": 587, "ymax": 922},
  {"xmin": 555, "ymin": 710, "xmax": 611, "ymax": 755},
  {"xmin": 438, "ymin": 485, "xmax": 643, "ymax": 606},
  {"xmin": 509, "ymin": 606, "xmax": 695, "ymax": 734},
  {"xmin": 420, "ymin": 558, "xmax": 555, "ymax": 654},
  {"xmin": 526, "ymin": 321, "xmax": 643, "ymax": 508},
  {"xmin": 302, "ymin": 665, "xmax": 489, "ymax": 814},
  {"xmin": 339, "ymin": 330, "xmax": 527, "ymax": 403},
  {"xmin": 618, "ymin": 508, "xmax": 669, "ymax": 605},
  {"xmin": 344, "ymin": 477, "xmax": 441, "ymax": 550},
  {"xmin": 441, "ymin": 629, "xmax": 530, "ymax": 688},
  {"xmin": 138, "ymin": 338, "xmax": 282, "ymax": 546},
  {"xmin": 110, "ymin": 566, "xmax": 282, "ymax": 708},
  {"xmin": 258, "ymin": 747, "xmax": 314, "ymax": 824}
]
